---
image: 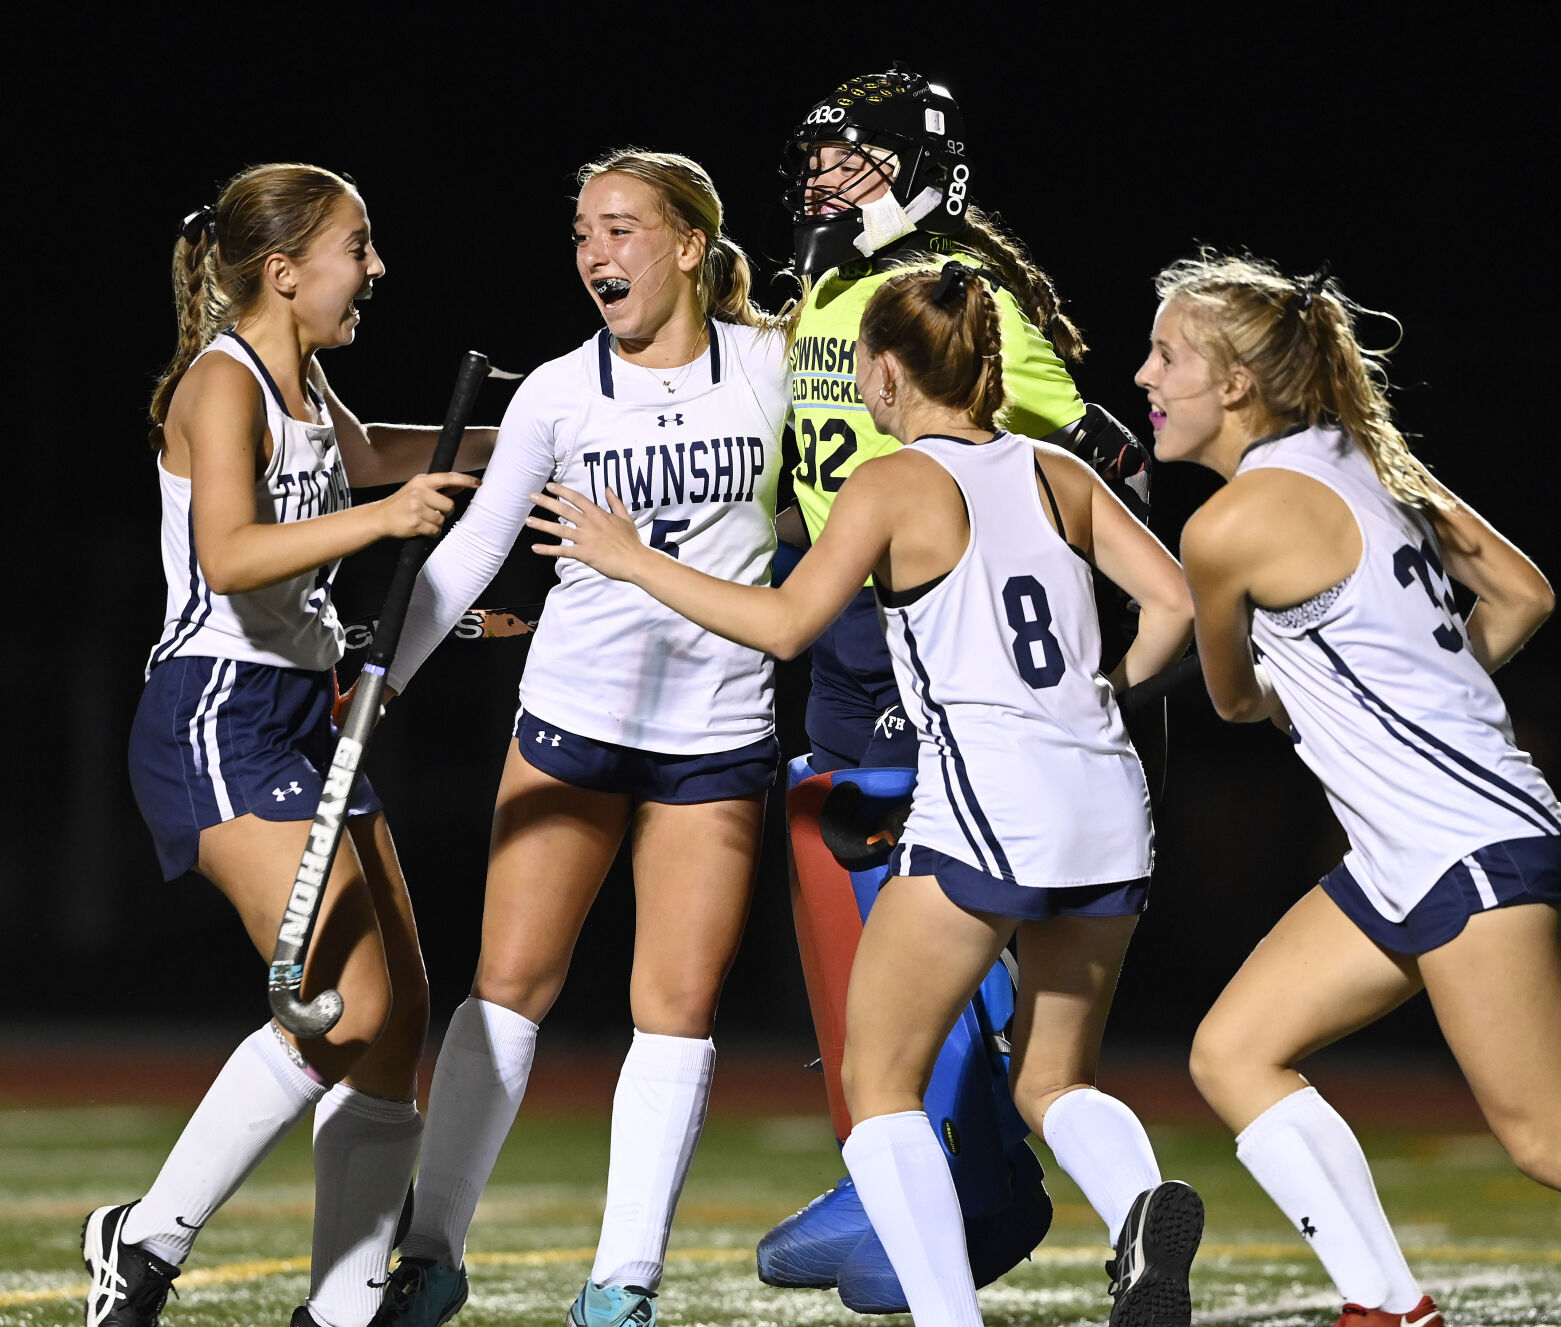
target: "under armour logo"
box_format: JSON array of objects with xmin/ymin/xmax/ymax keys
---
[
  {"xmin": 272, "ymin": 781, "xmax": 303, "ymax": 802},
  {"xmin": 657, "ymin": 413, "xmax": 684, "ymax": 427},
  {"xmin": 1300, "ymin": 1216, "xmax": 1317, "ymax": 1238},
  {"xmin": 535, "ymin": 730, "xmax": 562, "ymax": 747}
]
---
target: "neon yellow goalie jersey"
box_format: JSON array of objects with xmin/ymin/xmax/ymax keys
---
[{"xmin": 789, "ymin": 253, "xmax": 1085, "ymax": 544}]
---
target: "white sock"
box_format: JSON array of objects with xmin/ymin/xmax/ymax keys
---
[
  {"xmin": 308, "ymin": 1085, "xmax": 423, "ymax": 1327},
  {"xmin": 842, "ymin": 1111, "xmax": 982, "ymax": 1327},
  {"xmin": 123, "ymin": 1023, "xmax": 326, "ymax": 1264},
  {"xmin": 591, "ymin": 1031, "xmax": 716, "ymax": 1291},
  {"xmin": 1041, "ymin": 1087, "xmax": 1163, "ymax": 1243},
  {"xmin": 1237, "ymin": 1087, "xmax": 1421, "ymax": 1311},
  {"xmin": 400, "ymin": 998, "xmax": 538, "ymax": 1268}
]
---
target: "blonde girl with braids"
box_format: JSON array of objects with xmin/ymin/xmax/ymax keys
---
[
  {"xmin": 90, "ymin": 163, "xmax": 494, "ymax": 1327},
  {"xmin": 373, "ymin": 150, "xmax": 789, "ymax": 1327},
  {"xmin": 533, "ymin": 261, "xmax": 1202, "ymax": 1327},
  {"xmin": 1143, "ymin": 251, "xmax": 1561, "ymax": 1327}
]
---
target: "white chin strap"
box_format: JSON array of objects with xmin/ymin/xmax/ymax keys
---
[{"xmin": 853, "ymin": 186, "xmax": 945, "ymax": 257}]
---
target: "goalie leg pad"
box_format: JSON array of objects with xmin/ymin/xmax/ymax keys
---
[{"xmin": 767, "ymin": 760, "xmax": 1052, "ymax": 1295}]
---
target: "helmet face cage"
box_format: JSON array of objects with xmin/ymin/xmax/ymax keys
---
[{"xmin": 784, "ymin": 69, "xmax": 970, "ymax": 275}]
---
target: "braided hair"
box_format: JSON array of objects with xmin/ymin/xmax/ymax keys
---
[
  {"xmin": 150, "ymin": 164, "xmax": 356, "ymax": 438},
  {"xmin": 860, "ymin": 260, "xmax": 1007, "ymax": 429}
]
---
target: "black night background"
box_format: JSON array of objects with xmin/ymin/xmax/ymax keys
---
[{"xmin": 7, "ymin": 8, "xmax": 1554, "ymax": 1086}]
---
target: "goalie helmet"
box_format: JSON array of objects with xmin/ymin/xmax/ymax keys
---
[{"xmin": 783, "ymin": 68, "xmax": 971, "ymax": 277}]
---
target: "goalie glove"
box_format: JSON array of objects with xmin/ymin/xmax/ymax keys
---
[{"xmin": 1068, "ymin": 402, "xmax": 1151, "ymax": 521}]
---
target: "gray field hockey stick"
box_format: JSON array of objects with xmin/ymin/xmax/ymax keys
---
[{"xmin": 268, "ymin": 350, "xmax": 494, "ymax": 1037}]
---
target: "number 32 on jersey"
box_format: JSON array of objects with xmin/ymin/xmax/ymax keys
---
[{"xmin": 795, "ymin": 416, "xmax": 859, "ymax": 492}]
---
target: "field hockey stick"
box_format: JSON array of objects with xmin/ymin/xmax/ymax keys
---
[
  {"xmin": 268, "ymin": 350, "xmax": 493, "ymax": 1037},
  {"xmin": 1117, "ymin": 651, "xmax": 1203, "ymax": 721}
]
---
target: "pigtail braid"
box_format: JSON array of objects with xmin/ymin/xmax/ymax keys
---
[
  {"xmin": 962, "ymin": 206, "xmax": 1087, "ymax": 363},
  {"xmin": 149, "ymin": 230, "xmax": 230, "ymax": 436},
  {"xmin": 967, "ymin": 276, "xmax": 1007, "ymax": 430}
]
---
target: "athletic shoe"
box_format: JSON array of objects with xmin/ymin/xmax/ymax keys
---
[
  {"xmin": 289, "ymin": 1310, "xmax": 323, "ymax": 1326},
  {"xmin": 1105, "ymin": 1180, "xmax": 1204, "ymax": 1327},
  {"xmin": 756, "ymin": 1176, "xmax": 868, "ymax": 1288},
  {"xmin": 371, "ymin": 1257, "xmax": 469, "ymax": 1326},
  {"xmin": 565, "ymin": 1279, "xmax": 657, "ymax": 1327},
  {"xmin": 1333, "ymin": 1297, "xmax": 1444, "ymax": 1327},
  {"xmin": 82, "ymin": 1203, "xmax": 180, "ymax": 1327}
]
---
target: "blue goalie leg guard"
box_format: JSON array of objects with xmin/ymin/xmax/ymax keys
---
[{"xmin": 758, "ymin": 762, "xmax": 1053, "ymax": 1307}]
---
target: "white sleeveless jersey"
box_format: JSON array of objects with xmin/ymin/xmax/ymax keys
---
[
  {"xmin": 1242, "ymin": 426, "xmax": 1560, "ymax": 918},
  {"xmin": 146, "ymin": 331, "xmax": 349, "ymax": 677},
  {"xmin": 882, "ymin": 432, "xmax": 1153, "ymax": 887},
  {"xmin": 389, "ymin": 320, "xmax": 788, "ymax": 753}
]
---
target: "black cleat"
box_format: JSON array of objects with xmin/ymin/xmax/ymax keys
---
[
  {"xmin": 82, "ymin": 1203, "xmax": 180, "ymax": 1327},
  {"xmin": 1105, "ymin": 1180, "xmax": 1203, "ymax": 1327}
]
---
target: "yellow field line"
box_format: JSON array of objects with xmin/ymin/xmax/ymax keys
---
[{"xmin": 7, "ymin": 1241, "xmax": 1557, "ymax": 1308}]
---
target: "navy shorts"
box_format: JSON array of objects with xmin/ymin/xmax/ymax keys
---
[
  {"xmin": 887, "ymin": 842, "xmax": 1150, "ymax": 922},
  {"xmin": 130, "ymin": 656, "xmax": 382, "ymax": 881},
  {"xmin": 1321, "ymin": 834, "xmax": 1561, "ymax": 955},
  {"xmin": 515, "ymin": 710, "xmax": 778, "ymax": 804},
  {"xmin": 806, "ymin": 588, "xmax": 917, "ymax": 773}
]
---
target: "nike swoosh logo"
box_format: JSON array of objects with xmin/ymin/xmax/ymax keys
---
[
  {"xmin": 174, "ymin": 1216, "xmax": 204, "ymax": 1231},
  {"xmin": 1403, "ymin": 1314, "xmax": 1441, "ymax": 1327}
]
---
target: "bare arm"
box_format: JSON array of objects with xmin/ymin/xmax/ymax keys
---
[
  {"xmin": 1178, "ymin": 489, "xmax": 1285, "ymax": 724},
  {"xmin": 1424, "ymin": 479, "xmax": 1554, "ymax": 671},
  {"xmin": 312, "ymin": 363, "xmax": 497, "ymax": 487},
  {"xmin": 1035, "ymin": 446, "xmax": 1193, "ymax": 692},
  {"xmin": 179, "ymin": 355, "xmax": 476, "ymax": 595},
  {"xmin": 1081, "ymin": 461, "xmax": 1194, "ymax": 691},
  {"xmin": 526, "ymin": 460, "xmax": 898, "ymax": 660}
]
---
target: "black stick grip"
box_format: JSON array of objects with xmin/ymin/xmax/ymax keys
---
[
  {"xmin": 369, "ymin": 350, "xmax": 490, "ymax": 669},
  {"xmin": 1118, "ymin": 652, "xmax": 1203, "ymax": 720}
]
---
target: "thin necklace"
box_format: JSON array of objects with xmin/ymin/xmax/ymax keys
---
[{"xmin": 618, "ymin": 326, "xmax": 708, "ymax": 395}]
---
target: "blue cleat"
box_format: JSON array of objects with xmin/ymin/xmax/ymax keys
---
[
  {"xmin": 756, "ymin": 1176, "xmax": 867, "ymax": 1288},
  {"xmin": 371, "ymin": 1257, "xmax": 468, "ymax": 1326},
  {"xmin": 565, "ymin": 1279, "xmax": 657, "ymax": 1327}
]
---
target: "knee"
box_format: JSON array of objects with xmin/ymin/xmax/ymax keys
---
[
  {"xmin": 630, "ymin": 976, "xmax": 722, "ymax": 1039},
  {"xmin": 473, "ymin": 955, "xmax": 567, "ymax": 1026},
  {"xmin": 1188, "ymin": 1010, "xmax": 1259, "ymax": 1105},
  {"xmin": 380, "ymin": 969, "xmax": 430, "ymax": 1067},
  {"xmin": 1490, "ymin": 1113, "xmax": 1561, "ymax": 1190},
  {"xmin": 841, "ymin": 1040, "xmax": 924, "ymax": 1122},
  {"xmin": 1010, "ymin": 1068, "xmax": 1091, "ymax": 1136}
]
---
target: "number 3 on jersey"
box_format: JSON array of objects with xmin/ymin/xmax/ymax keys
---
[
  {"xmin": 1393, "ymin": 538, "xmax": 1464, "ymax": 653},
  {"xmin": 1003, "ymin": 575, "xmax": 1065, "ymax": 688},
  {"xmin": 795, "ymin": 417, "xmax": 858, "ymax": 491}
]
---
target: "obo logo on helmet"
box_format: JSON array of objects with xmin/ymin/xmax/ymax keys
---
[{"xmin": 786, "ymin": 67, "xmax": 972, "ymax": 276}]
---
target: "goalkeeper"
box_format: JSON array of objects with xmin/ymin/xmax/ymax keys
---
[{"xmin": 763, "ymin": 66, "xmax": 1170, "ymax": 1316}]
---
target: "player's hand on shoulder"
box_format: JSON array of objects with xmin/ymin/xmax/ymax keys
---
[
  {"xmin": 374, "ymin": 472, "xmax": 480, "ymax": 540},
  {"xmin": 526, "ymin": 483, "xmax": 648, "ymax": 583}
]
